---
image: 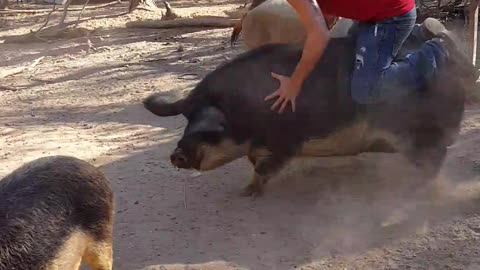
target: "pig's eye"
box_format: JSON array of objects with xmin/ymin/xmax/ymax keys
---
[
  {"xmin": 198, "ymin": 131, "xmax": 224, "ymax": 144},
  {"xmin": 178, "ymin": 140, "xmax": 192, "ymax": 151}
]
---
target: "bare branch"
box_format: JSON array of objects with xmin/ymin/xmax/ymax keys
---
[
  {"xmin": 34, "ymin": 2, "xmax": 58, "ymax": 33},
  {"xmin": 75, "ymin": 0, "xmax": 91, "ymax": 27}
]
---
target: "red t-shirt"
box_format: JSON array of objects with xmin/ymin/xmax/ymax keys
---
[{"xmin": 317, "ymin": 0, "xmax": 415, "ymax": 22}]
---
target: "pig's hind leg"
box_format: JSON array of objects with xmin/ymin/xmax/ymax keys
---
[
  {"xmin": 404, "ymin": 145, "xmax": 447, "ymax": 195},
  {"xmin": 381, "ymin": 144, "xmax": 448, "ymax": 227}
]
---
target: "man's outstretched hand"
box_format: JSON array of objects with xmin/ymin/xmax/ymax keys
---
[{"xmin": 264, "ymin": 72, "xmax": 302, "ymax": 113}]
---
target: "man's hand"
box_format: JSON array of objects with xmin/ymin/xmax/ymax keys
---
[
  {"xmin": 263, "ymin": 0, "xmax": 330, "ymax": 114},
  {"xmin": 265, "ymin": 72, "xmax": 302, "ymax": 113}
]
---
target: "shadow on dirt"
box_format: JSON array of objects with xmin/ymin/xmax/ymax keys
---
[
  {"xmin": 1, "ymin": 24, "xmax": 234, "ymax": 65},
  {"xmin": 0, "ymin": 30, "xmax": 244, "ymax": 128},
  {"xmin": 1, "ymin": 26, "xmax": 242, "ymax": 97}
]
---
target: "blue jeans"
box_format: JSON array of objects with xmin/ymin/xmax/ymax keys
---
[{"xmin": 351, "ymin": 7, "xmax": 448, "ymax": 104}]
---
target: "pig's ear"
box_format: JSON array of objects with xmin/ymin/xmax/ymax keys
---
[{"xmin": 143, "ymin": 93, "xmax": 185, "ymax": 117}]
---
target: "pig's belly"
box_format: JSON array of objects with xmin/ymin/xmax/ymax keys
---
[{"xmin": 299, "ymin": 120, "xmax": 400, "ymax": 157}]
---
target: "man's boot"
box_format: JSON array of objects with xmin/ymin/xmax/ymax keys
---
[{"xmin": 421, "ymin": 17, "xmax": 479, "ymax": 82}]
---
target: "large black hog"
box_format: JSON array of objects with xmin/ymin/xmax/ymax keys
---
[{"xmin": 144, "ymin": 24, "xmax": 478, "ymax": 197}]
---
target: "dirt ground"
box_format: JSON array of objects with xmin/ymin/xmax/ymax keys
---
[{"xmin": 2, "ymin": 1, "xmax": 480, "ymax": 269}]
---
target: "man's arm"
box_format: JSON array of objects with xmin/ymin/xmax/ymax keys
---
[
  {"xmin": 287, "ymin": 0, "xmax": 330, "ymax": 89},
  {"xmin": 265, "ymin": 0, "xmax": 331, "ymax": 113}
]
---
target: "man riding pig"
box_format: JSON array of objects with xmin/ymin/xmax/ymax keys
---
[
  {"xmin": 143, "ymin": 0, "xmax": 479, "ymax": 198},
  {"xmin": 265, "ymin": 0, "xmax": 473, "ymax": 113}
]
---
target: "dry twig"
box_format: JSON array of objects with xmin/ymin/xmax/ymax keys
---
[
  {"xmin": 183, "ymin": 180, "xmax": 188, "ymax": 209},
  {"xmin": 0, "ymin": 57, "xmax": 45, "ymax": 79},
  {"xmin": 0, "ymin": 85, "xmax": 21, "ymax": 91}
]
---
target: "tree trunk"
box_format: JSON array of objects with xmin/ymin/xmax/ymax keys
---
[
  {"xmin": 129, "ymin": 0, "xmax": 157, "ymax": 12},
  {"xmin": 59, "ymin": 0, "xmax": 74, "ymax": 26},
  {"xmin": 0, "ymin": 0, "xmax": 8, "ymax": 10}
]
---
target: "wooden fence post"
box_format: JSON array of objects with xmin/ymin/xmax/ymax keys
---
[{"xmin": 467, "ymin": 0, "xmax": 479, "ymax": 65}]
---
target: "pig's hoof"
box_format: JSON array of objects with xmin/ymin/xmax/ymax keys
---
[{"xmin": 241, "ymin": 183, "xmax": 264, "ymax": 197}]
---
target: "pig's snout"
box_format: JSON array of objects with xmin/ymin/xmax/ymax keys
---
[{"xmin": 170, "ymin": 148, "xmax": 190, "ymax": 169}]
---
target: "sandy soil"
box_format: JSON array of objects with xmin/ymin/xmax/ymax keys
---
[{"xmin": 2, "ymin": 1, "xmax": 480, "ymax": 269}]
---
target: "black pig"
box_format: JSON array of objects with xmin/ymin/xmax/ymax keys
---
[
  {"xmin": 0, "ymin": 155, "xmax": 114, "ymax": 270},
  {"xmin": 144, "ymin": 24, "xmax": 477, "ymax": 197}
]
